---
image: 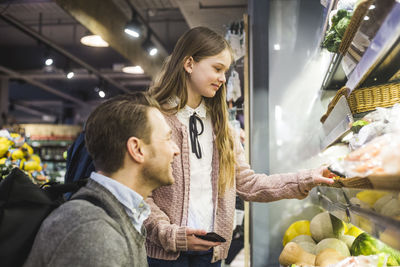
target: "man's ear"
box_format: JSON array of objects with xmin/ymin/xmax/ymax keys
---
[
  {"xmin": 126, "ymin": 137, "xmax": 144, "ymax": 163},
  {"xmin": 183, "ymin": 56, "xmax": 194, "ymax": 74}
]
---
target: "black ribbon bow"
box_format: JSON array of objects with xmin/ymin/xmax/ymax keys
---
[{"xmin": 189, "ymin": 112, "xmax": 204, "ymax": 159}]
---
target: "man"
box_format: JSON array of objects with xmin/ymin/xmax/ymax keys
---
[{"xmin": 24, "ymin": 92, "xmax": 180, "ymax": 267}]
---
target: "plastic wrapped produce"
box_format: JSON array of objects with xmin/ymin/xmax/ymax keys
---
[{"xmin": 331, "ymin": 133, "xmax": 400, "ymax": 178}]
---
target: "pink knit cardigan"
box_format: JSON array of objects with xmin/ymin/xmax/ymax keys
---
[{"xmin": 144, "ymin": 114, "xmax": 317, "ymax": 262}]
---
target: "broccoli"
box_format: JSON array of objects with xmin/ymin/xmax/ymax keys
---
[{"xmin": 322, "ymin": 9, "xmax": 352, "ymax": 53}]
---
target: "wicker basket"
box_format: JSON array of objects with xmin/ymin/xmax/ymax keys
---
[
  {"xmin": 347, "ymin": 81, "xmax": 400, "ymax": 114},
  {"xmin": 320, "ymin": 81, "xmax": 400, "ymax": 122},
  {"xmin": 338, "ymin": 0, "xmax": 374, "ymax": 55}
]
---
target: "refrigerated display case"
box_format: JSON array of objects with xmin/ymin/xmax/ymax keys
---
[{"xmin": 247, "ymin": 0, "xmax": 400, "ymax": 266}]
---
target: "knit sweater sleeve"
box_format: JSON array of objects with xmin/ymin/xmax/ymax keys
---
[
  {"xmin": 233, "ymin": 129, "xmax": 318, "ymax": 201},
  {"xmin": 144, "ymin": 194, "xmax": 188, "ymax": 252}
]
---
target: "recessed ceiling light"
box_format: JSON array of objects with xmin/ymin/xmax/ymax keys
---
[
  {"xmin": 99, "ymin": 90, "xmax": 105, "ymax": 98},
  {"xmin": 122, "ymin": 65, "xmax": 144, "ymax": 74},
  {"xmin": 80, "ymin": 35, "xmax": 109, "ymax": 47},
  {"xmin": 274, "ymin": 44, "xmax": 280, "ymax": 50}
]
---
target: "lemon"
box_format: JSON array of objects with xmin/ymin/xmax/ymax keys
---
[
  {"xmin": 0, "ymin": 157, "xmax": 6, "ymax": 164},
  {"xmin": 19, "ymin": 158, "xmax": 25, "ymax": 169},
  {"xmin": 24, "ymin": 160, "xmax": 40, "ymax": 172},
  {"xmin": 283, "ymin": 220, "xmax": 311, "ymax": 246},
  {"xmin": 10, "ymin": 149, "xmax": 24, "ymax": 160},
  {"xmin": 356, "ymin": 190, "xmax": 389, "ymax": 207},
  {"xmin": 22, "ymin": 142, "xmax": 34, "ymax": 155},
  {"xmin": 31, "ymin": 154, "xmax": 41, "ymax": 164},
  {"xmin": 10, "ymin": 133, "xmax": 20, "ymax": 139},
  {"xmin": 0, "ymin": 142, "xmax": 10, "ymax": 157},
  {"xmin": 346, "ymin": 226, "xmax": 364, "ymax": 237}
]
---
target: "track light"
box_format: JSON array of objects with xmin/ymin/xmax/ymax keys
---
[
  {"xmin": 124, "ymin": 8, "xmax": 141, "ymax": 38},
  {"xmin": 45, "ymin": 58, "xmax": 53, "ymax": 66},
  {"xmin": 95, "ymin": 79, "xmax": 106, "ymax": 98},
  {"xmin": 66, "ymin": 71, "xmax": 74, "ymax": 79},
  {"xmin": 142, "ymin": 32, "xmax": 158, "ymax": 56},
  {"xmin": 43, "ymin": 47, "xmax": 54, "ymax": 66},
  {"xmin": 64, "ymin": 61, "xmax": 74, "ymax": 79}
]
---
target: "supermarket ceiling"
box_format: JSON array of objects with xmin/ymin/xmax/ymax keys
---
[{"xmin": 0, "ymin": 0, "xmax": 246, "ymax": 124}]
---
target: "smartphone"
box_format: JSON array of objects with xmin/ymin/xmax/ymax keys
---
[{"xmin": 195, "ymin": 232, "xmax": 226, "ymax": 242}]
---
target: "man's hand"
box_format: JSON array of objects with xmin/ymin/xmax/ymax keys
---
[{"xmin": 186, "ymin": 228, "xmax": 221, "ymax": 251}]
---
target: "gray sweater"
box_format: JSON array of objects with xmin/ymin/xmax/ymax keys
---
[{"xmin": 24, "ymin": 179, "xmax": 148, "ymax": 267}]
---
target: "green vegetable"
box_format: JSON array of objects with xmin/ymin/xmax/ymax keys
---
[
  {"xmin": 351, "ymin": 233, "xmax": 400, "ymax": 266},
  {"xmin": 322, "ymin": 9, "xmax": 352, "ymax": 53},
  {"xmin": 351, "ymin": 119, "xmax": 369, "ymax": 133},
  {"xmin": 332, "ymin": 9, "xmax": 349, "ymax": 25},
  {"xmin": 335, "ymin": 16, "xmax": 351, "ymax": 38}
]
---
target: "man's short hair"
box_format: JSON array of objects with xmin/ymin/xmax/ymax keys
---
[{"xmin": 85, "ymin": 92, "xmax": 160, "ymax": 174}]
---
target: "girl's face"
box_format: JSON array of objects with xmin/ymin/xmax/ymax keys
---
[{"xmin": 185, "ymin": 49, "xmax": 231, "ymax": 99}]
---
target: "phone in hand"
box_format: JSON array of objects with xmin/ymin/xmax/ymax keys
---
[{"xmin": 195, "ymin": 232, "xmax": 226, "ymax": 243}]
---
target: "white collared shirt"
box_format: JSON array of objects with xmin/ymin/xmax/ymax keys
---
[
  {"xmin": 175, "ymin": 100, "xmax": 214, "ymax": 232},
  {"xmin": 90, "ymin": 172, "xmax": 150, "ymax": 234}
]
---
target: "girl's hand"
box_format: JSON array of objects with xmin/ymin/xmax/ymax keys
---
[
  {"xmin": 312, "ymin": 166, "xmax": 335, "ymax": 185},
  {"xmin": 186, "ymin": 228, "xmax": 221, "ymax": 251}
]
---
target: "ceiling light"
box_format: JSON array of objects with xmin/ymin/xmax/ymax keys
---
[
  {"xmin": 43, "ymin": 47, "xmax": 54, "ymax": 67},
  {"xmin": 364, "ymin": 16, "xmax": 370, "ymax": 20},
  {"xmin": 66, "ymin": 71, "xmax": 74, "ymax": 79},
  {"xmin": 80, "ymin": 34, "xmax": 109, "ymax": 47},
  {"xmin": 142, "ymin": 34, "xmax": 158, "ymax": 56},
  {"xmin": 124, "ymin": 9, "xmax": 141, "ymax": 38},
  {"xmin": 45, "ymin": 58, "xmax": 53, "ymax": 66},
  {"xmin": 274, "ymin": 44, "xmax": 281, "ymax": 50},
  {"xmin": 99, "ymin": 90, "xmax": 105, "ymax": 98},
  {"xmin": 122, "ymin": 65, "xmax": 144, "ymax": 74},
  {"xmin": 149, "ymin": 48, "xmax": 158, "ymax": 56},
  {"xmin": 369, "ymin": 4, "xmax": 375, "ymax": 10}
]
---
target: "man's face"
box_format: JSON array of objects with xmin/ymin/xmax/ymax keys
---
[{"xmin": 143, "ymin": 108, "xmax": 179, "ymax": 187}]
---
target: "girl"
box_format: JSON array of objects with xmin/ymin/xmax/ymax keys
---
[{"xmin": 145, "ymin": 26, "xmax": 333, "ymax": 267}]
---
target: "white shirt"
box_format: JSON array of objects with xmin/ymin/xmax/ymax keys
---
[
  {"xmin": 90, "ymin": 172, "xmax": 150, "ymax": 234},
  {"xmin": 175, "ymin": 100, "xmax": 215, "ymax": 232}
]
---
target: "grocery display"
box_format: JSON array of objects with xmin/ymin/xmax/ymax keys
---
[
  {"xmin": 0, "ymin": 129, "xmax": 48, "ymax": 184},
  {"xmin": 279, "ymin": 210, "xmax": 400, "ymax": 266},
  {"xmin": 322, "ymin": 9, "xmax": 352, "ymax": 53},
  {"xmin": 0, "ymin": 124, "xmax": 80, "ymax": 184}
]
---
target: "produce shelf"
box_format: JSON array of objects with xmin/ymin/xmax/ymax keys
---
[
  {"xmin": 311, "ymin": 186, "xmax": 400, "ymax": 250},
  {"xmin": 346, "ymin": 1, "xmax": 400, "ymax": 91},
  {"xmin": 320, "ymin": 53, "xmax": 347, "ymax": 91}
]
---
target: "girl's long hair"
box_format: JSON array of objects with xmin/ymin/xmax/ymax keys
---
[{"xmin": 149, "ymin": 26, "xmax": 236, "ymax": 195}]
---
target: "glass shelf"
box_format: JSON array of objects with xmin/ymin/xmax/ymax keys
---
[{"xmin": 311, "ymin": 186, "xmax": 400, "ymax": 250}]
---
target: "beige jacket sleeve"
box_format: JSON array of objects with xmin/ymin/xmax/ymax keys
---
[
  {"xmin": 232, "ymin": 128, "xmax": 318, "ymax": 202},
  {"xmin": 144, "ymin": 195, "xmax": 188, "ymax": 252}
]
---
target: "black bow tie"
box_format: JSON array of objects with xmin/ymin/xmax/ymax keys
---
[{"xmin": 189, "ymin": 112, "xmax": 204, "ymax": 159}]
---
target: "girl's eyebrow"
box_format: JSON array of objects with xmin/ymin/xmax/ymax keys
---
[{"xmin": 214, "ymin": 62, "xmax": 228, "ymax": 69}]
